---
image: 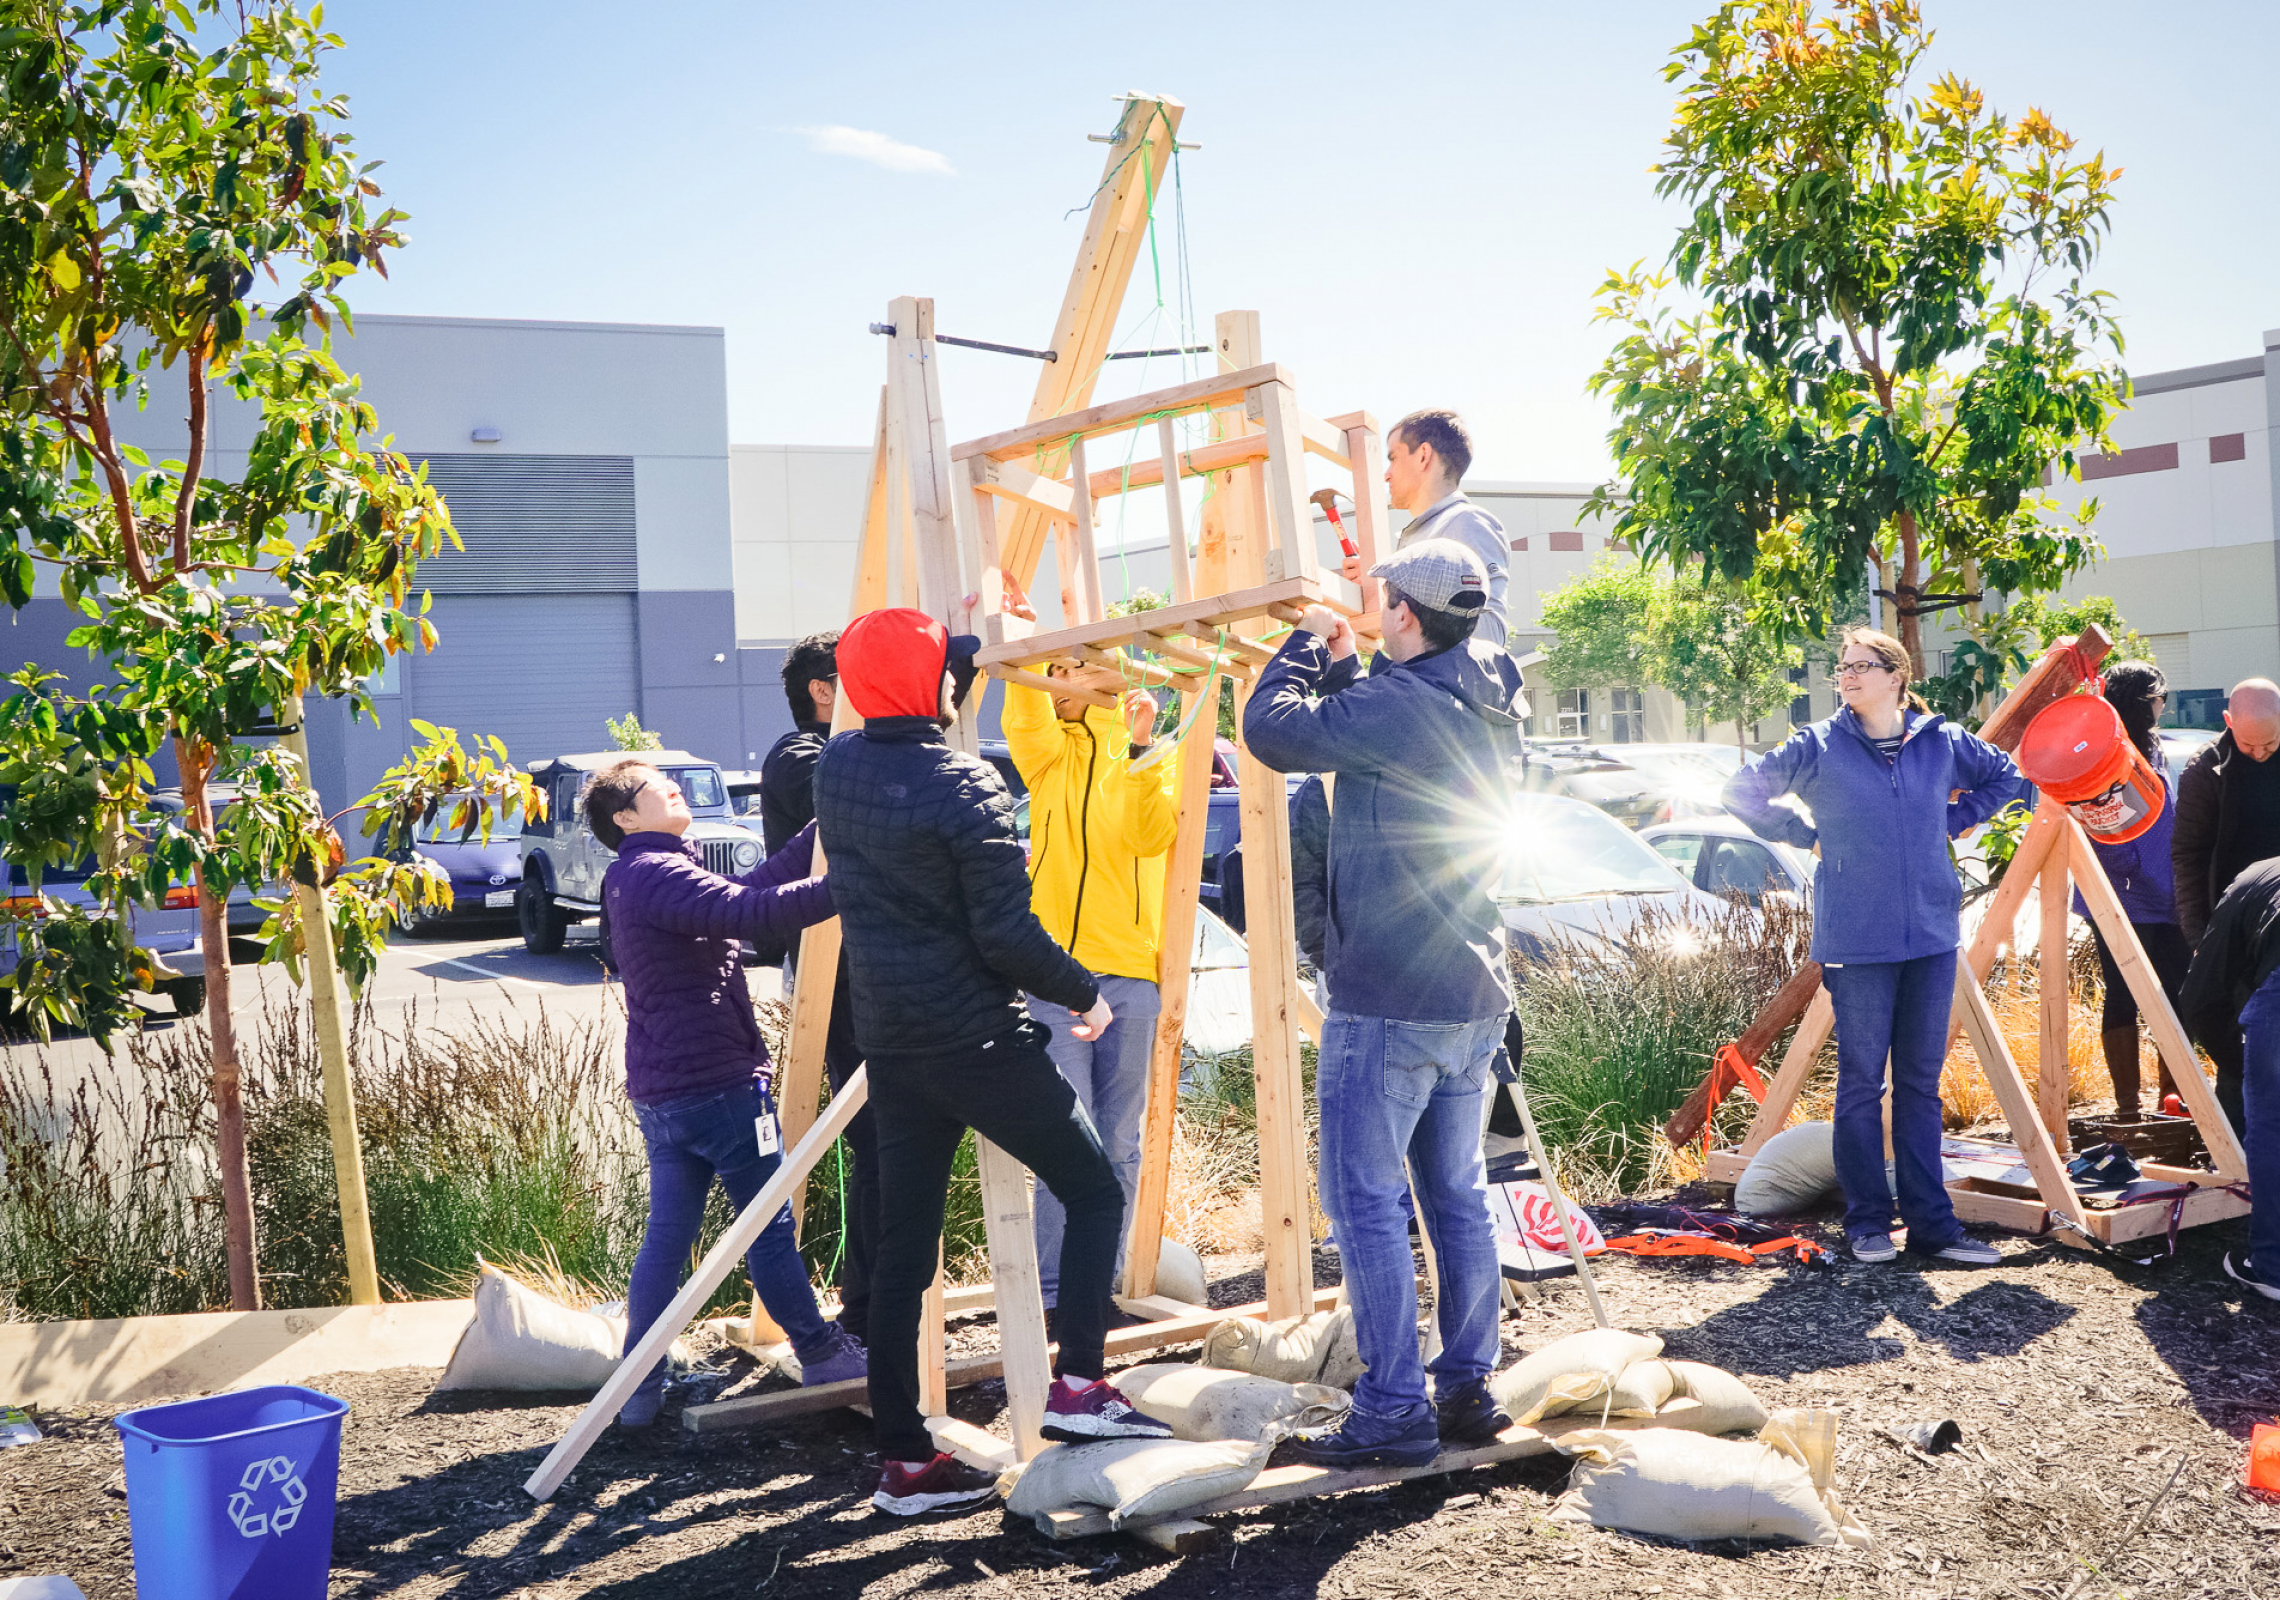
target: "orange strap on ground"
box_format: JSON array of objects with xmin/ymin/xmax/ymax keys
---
[{"xmin": 1602, "ymin": 1233, "xmax": 1757, "ymax": 1265}]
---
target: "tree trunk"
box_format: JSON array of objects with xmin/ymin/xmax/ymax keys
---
[
  {"xmin": 179, "ymin": 735, "xmax": 260, "ymax": 1311},
  {"xmin": 1894, "ymin": 511, "xmax": 1924, "ymax": 675}
]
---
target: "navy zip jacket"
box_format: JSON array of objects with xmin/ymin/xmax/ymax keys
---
[
  {"xmin": 1244, "ymin": 632, "xmax": 1526, "ymax": 1023},
  {"xmin": 604, "ymin": 824, "xmax": 834, "ymax": 1104},
  {"xmin": 1724, "ymin": 708, "xmax": 2028, "ymax": 965}
]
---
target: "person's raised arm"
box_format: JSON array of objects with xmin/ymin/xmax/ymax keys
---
[
  {"xmin": 1116, "ymin": 689, "xmax": 1181, "ymax": 857},
  {"xmin": 1000, "ymin": 678, "xmax": 1067, "ymax": 788},
  {"xmin": 622, "ymin": 853, "xmax": 833, "ymax": 946},
  {"xmin": 1722, "ymin": 729, "xmax": 1820, "ymax": 850},
  {"xmin": 1240, "ymin": 619, "xmax": 1377, "ymax": 777}
]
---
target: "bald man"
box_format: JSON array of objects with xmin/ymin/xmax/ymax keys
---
[{"xmin": 2171, "ymin": 677, "xmax": 2280, "ymax": 1133}]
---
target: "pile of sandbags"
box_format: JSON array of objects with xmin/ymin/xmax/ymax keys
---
[
  {"xmin": 1112, "ymin": 1363, "xmax": 1349, "ymax": 1443},
  {"xmin": 1199, "ymin": 1305, "xmax": 1363, "ymax": 1389},
  {"xmin": 1488, "ymin": 1330, "xmax": 1772, "ymax": 1436},
  {"xmin": 1155, "ymin": 1239, "xmax": 1209, "ymax": 1306},
  {"xmin": 1550, "ymin": 1407, "xmax": 1871, "ymax": 1547},
  {"xmin": 437, "ymin": 1263, "xmax": 688, "ymax": 1393}
]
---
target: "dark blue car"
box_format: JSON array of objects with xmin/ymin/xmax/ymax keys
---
[{"xmin": 396, "ymin": 797, "xmax": 526, "ymax": 934}]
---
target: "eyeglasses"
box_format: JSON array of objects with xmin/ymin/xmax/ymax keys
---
[{"xmin": 1835, "ymin": 660, "xmax": 1896, "ymax": 678}]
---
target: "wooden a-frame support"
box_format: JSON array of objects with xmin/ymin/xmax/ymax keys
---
[{"xmin": 1703, "ymin": 634, "xmax": 2252, "ymax": 1250}]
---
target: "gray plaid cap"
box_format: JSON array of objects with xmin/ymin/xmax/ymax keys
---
[{"xmin": 1369, "ymin": 537, "xmax": 1487, "ymax": 616}]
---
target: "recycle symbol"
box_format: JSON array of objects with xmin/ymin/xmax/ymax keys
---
[{"xmin": 225, "ymin": 1454, "xmax": 307, "ymax": 1538}]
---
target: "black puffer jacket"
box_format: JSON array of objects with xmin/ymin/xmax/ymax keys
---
[{"xmin": 813, "ymin": 715, "xmax": 1098, "ymax": 1056}]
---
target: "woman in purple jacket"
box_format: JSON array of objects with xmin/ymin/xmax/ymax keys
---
[
  {"xmin": 586, "ymin": 760, "xmax": 866, "ymax": 1427},
  {"xmin": 2072, "ymin": 662, "xmax": 2188, "ymax": 1121}
]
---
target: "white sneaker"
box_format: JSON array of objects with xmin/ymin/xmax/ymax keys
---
[
  {"xmin": 1930, "ymin": 1238, "xmax": 2001, "ymax": 1267},
  {"xmin": 1850, "ymin": 1233, "xmax": 1898, "ymax": 1264}
]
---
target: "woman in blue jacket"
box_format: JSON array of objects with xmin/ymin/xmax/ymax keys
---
[
  {"xmin": 1725, "ymin": 628, "xmax": 2029, "ymax": 1266},
  {"xmin": 2072, "ymin": 662, "xmax": 2188, "ymax": 1122}
]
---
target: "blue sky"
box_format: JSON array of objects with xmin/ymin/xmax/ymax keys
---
[{"xmin": 320, "ymin": 1, "xmax": 2280, "ymax": 481}]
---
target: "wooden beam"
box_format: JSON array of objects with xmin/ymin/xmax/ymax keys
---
[
  {"xmin": 777, "ymin": 692, "xmax": 863, "ymax": 1233},
  {"xmin": 1073, "ymin": 643, "xmax": 1178, "ymax": 688},
  {"xmin": 2066, "ymin": 816, "xmax": 2251, "ymax": 1180},
  {"xmin": 2096, "ymin": 1183, "xmax": 2253, "ymax": 1245},
  {"xmin": 886, "ymin": 296, "xmax": 961, "ymax": 620},
  {"xmin": 2038, "ymin": 832, "xmax": 2072, "ymax": 1153},
  {"xmin": 527, "ymin": 1074, "xmax": 869, "ymax": 1499},
  {"xmin": 973, "ymin": 1138, "xmax": 1051, "ymax": 1459},
  {"xmin": 983, "ymin": 663, "xmax": 1119, "ymax": 708},
  {"xmin": 1977, "ymin": 626, "xmax": 2114, "ymax": 752},
  {"xmin": 997, "ymin": 95, "xmax": 1186, "ymax": 586},
  {"xmin": 1066, "ymin": 433, "xmax": 1103, "ymax": 625},
  {"xmin": 1726, "ymin": 988, "xmax": 1836, "ymax": 1162},
  {"xmin": 1254, "ymin": 379, "xmax": 1319, "ymax": 586},
  {"xmin": 1158, "ymin": 418, "xmax": 1193, "ymax": 603},
  {"xmin": 1340, "ymin": 415, "xmax": 1389, "ymax": 615},
  {"xmin": 974, "ymin": 575, "xmax": 1359, "ymax": 671},
  {"xmin": 851, "ymin": 388, "xmax": 893, "ymax": 613},
  {"xmin": 955, "ymin": 362, "xmax": 1298, "ymax": 465},
  {"xmin": 1951, "ymin": 966, "xmax": 2092, "ymax": 1237},
  {"xmin": 1085, "ymin": 420, "xmax": 1353, "ymax": 500},
  {"xmin": 1123, "ymin": 675, "xmax": 1219, "ymax": 1299},
  {"xmin": 1943, "ymin": 797, "xmax": 2068, "ymax": 1053},
  {"xmin": 972, "ymin": 457, "xmax": 1076, "ymax": 521}
]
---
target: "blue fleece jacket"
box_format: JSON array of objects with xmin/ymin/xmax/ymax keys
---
[
  {"xmin": 1243, "ymin": 632, "xmax": 1526, "ymax": 1023},
  {"xmin": 1724, "ymin": 708, "xmax": 2029, "ymax": 965}
]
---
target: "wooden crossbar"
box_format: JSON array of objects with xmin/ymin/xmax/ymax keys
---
[
  {"xmin": 953, "ymin": 363, "xmax": 1296, "ymax": 463},
  {"xmin": 976, "ymin": 574, "xmax": 1360, "ymax": 670}
]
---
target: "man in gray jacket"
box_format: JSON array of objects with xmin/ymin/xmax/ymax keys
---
[{"xmin": 1373, "ymin": 409, "xmax": 1510, "ymax": 644}]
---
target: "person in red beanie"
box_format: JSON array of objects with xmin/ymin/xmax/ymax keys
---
[{"xmin": 812, "ymin": 608, "xmax": 1172, "ymax": 1517}]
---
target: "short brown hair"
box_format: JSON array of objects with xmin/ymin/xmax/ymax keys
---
[
  {"xmin": 583, "ymin": 759, "xmax": 655, "ymax": 851},
  {"xmin": 1390, "ymin": 408, "xmax": 1473, "ymax": 482}
]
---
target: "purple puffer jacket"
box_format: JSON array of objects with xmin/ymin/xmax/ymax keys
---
[{"xmin": 604, "ymin": 825, "xmax": 833, "ymax": 1105}]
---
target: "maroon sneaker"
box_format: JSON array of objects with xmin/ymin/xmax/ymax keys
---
[
  {"xmin": 871, "ymin": 1452, "xmax": 1000, "ymax": 1516},
  {"xmin": 1040, "ymin": 1377, "xmax": 1176, "ymax": 1444}
]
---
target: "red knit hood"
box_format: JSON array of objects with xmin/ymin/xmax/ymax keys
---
[{"xmin": 840, "ymin": 608, "xmax": 950, "ymax": 720}]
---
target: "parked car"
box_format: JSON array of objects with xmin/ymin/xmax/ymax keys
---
[
  {"xmin": 1497, "ymin": 792, "xmax": 1729, "ymax": 959},
  {"xmin": 1640, "ymin": 816, "xmax": 1813, "ymax": 906},
  {"xmin": 146, "ymin": 783, "xmax": 267, "ymax": 938},
  {"xmin": 394, "ymin": 796, "xmax": 527, "ymax": 935},
  {"xmin": 1196, "ymin": 775, "xmax": 1309, "ymax": 924},
  {"xmin": 517, "ymin": 751, "xmax": 760, "ymax": 955},
  {"xmin": 719, "ymin": 769, "xmax": 767, "ymax": 839},
  {"xmin": 2156, "ymin": 727, "xmax": 2219, "ymax": 772},
  {"xmin": 1522, "ymin": 742, "xmax": 1731, "ymax": 829}
]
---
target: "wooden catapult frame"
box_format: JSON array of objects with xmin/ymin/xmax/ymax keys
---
[
  {"xmin": 528, "ymin": 97, "xmax": 1408, "ymax": 1510},
  {"xmin": 1701, "ymin": 627, "xmax": 2253, "ymax": 1249}
]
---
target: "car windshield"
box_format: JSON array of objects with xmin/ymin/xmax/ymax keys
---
[
  {"xmin": 1502, "ymin": 797, "xmax": 1690, "ymax": 904},
  {"xmin": 664, "ymin": 766, "xmax": 726, "ymax": 810},
  {"xmin": 415, "ymin": 800, "xmax": 523, "ymax": 845}
]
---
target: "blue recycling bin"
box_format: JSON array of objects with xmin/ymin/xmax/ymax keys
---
[{"xmin": 113, "ymin": 1384, "xmax": 348, "ymax": 1600}]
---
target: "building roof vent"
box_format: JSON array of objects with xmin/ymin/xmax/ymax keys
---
[{"xmin": 469, "ymin": 426, "xmax": 502, "ymax": 444}]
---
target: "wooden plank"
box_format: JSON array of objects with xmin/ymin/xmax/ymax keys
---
[
  {"xmin": 1977, "ymin": 626, "xmax": 2114, "ymax": 752},
  {"xmin": 1115, "ymin": 1293, "xmax": 1214, "ymax": 1321},
  {"xmin": 1339, "ymin": 416, "xmax": 1388, "ymax": 615},
  {"xmin": 1127, "ymin": 1518, "xmax": 1221, "ymax": 1555},
  {"xmin": 1158, "ymin": 418, "xmax": 1193, "ymax": 603},
  {"xmin": 1666, "ymin": 962, "xmax": 1824, "ymax": 1146},
  {"xmin": 1946, "ymin": 1184, "xmax": 2054, "ymax": 1232},
  {"xmin": 949, "ymin": 457, "xmax": 984, "ymax": 644},
  {"xmin": 954, "ymin": 362, "xmax": 1297, "ymax": 465},
  {"xmin": 527, "ymin": 1074, "xmax": 869, "ymax": 1499},
  {"xmin": 851, "ymin": 388, "xmax": 893, "ymax": 613},
  {"xmin": 1123, "ymin": 677, "xmax": 1220, "ymax": 1299},
  {"xmin": 1952, "ymin": 967, "xmax": 2092, "ymax": 1237},
  {"xmin": 1238, "ymin": 676, "xmax": 1313, "ymax": 1321},
  {"xmin": 778, "ymin": 693, "xmax": 863, "ymax": 1232},
  {"xmin": 1729, "ymin": 987, "xmax": 1836, "ymax": 1161},
  {"xmin": 973, "ymin": 457, "xmax": 1076, "ymax": 520},
  {"xmin": 997, "ymin": 95, "xmax": 1185, "ymax": 586},
  {"xmin": 919, "ymin": 1243, "xmax": 947, "ymax": 1420},
  {"xmin": 974, "ymin": 1137, "xmax": 1051, "ymax": 1460},
  {"xmin": 888, "ymin": 296, "xmax": 963, "ymax": 620},
  {"xmin": 1255, "ymin": 379, "xmax": 1320, "ymax": 586},
  {"xmin": 1037, "ymin": 1422, "xmax": 1587, "ymax": 1540},
  {"xmin": 2038, "ymin": 833, "xmax": 2072, "ymax": 1154},
  {"xmin": 2093, "ymin": 1183, "xmax": 2254, "ymax": 1245},
  {"xmin": 930, "ymin": 1415, "xmax": 1021, "ymax": 1473},
  {"xmin": 1194, "ymin": 313, "xmax": 1266, "ymax": 604},
  {"xmin": 984, "ymin": 663, "xmax": 1120, "ymax": 709},
  {"xmin": 1065, "ymin": 433, "xmax": 1103, "ymax": 625},
  {"xmin": 968, "ymin": 473, "xmax": 1008, "ymax": 641},
  {"xmin": 1073, "ymin": 644, "xmax": 1178, "ymax": 688},
  {"xmin": 1093, "ymin": 431, "xmax": 1270, "ymax": 496},
  {"xmin": 1944, "ymin": 796, "xmax": 2069, "ymax": 1053},
  {"xmin": 2066, "ymin": 816, "xmax": 2251, "ymax": 1180},
  {"xmin": 974, "ymin": 575, "xmax": 1357, "ymax": 671}
]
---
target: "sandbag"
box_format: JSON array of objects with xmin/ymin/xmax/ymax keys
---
[
  {"xmin": 1200, "ymin": 1306, "xmax": 1364, "ymax": 1389},
  {"xmin": 1113, "ymin": 1364, "xmax": 1350, "ymax": 1444},
  {"xmin": 1734, "ymin": 1121, "xmax": 1838, "ymax": 1215},
  {"xmin": 1603, "ymin": 1358, "xmax": 1678, "ymax": 1419},
  {"xmin": 1155, "ymin": 1239, "xmax": 1209, "ymax": 1307},
  {"xmin": 1653, "ymin": 1361, "xmax": 1770, "ymax": 1436},
  {"xmin": 1489, "ymin": 1328, "xmax": 1662, "ymax": 1425},
  {"xmin": 437, "ymin": 1264, "xmax": 686, "ymax": 1393},
  {"xmin": 1550, "ymin": 1408, "xmax": 1870, "ymax": 1548},
  {"xmin": 1003, "ymin": 1435, "xmax": 1271, "ymax": 1527}
]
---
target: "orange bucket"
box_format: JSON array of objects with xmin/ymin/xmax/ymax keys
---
[
  {"xmin": 2017, "ymin": 693, "xmax": 2166, "ymax": 844},
  {"xmin": 2252, "ymin": 1422, "xmax": 2280, "ymax": 1491}
]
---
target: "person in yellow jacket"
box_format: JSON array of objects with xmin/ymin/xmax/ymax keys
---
[{"xmin": 1003, "ymin": 658, "xmax": 1180, "ymax": 1318}]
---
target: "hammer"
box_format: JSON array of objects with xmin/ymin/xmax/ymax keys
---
[{"xmin": 1309, "ymin": 487, "xmax": 1361, "ymax": 561}]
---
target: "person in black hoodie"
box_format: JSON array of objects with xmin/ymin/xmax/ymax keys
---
[
  {"xmin": 755, "ymin": 629, "xmax": 879, "ymax": 1346},
  {"xmin": 812, "ymin": 607, "xmax": 1172, "ymax": 1517},
  {"xmin": 2177, "ymin": 855, "xmax": 2280, "ymax": 1303},
  {"xmin": 1245, "ymin": 539, "xmax": 1526, "ymax": 1469}
]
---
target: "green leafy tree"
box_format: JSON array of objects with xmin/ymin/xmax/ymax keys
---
[
  {"xmin": 606, "ymin": 711, "xmax": 663, "ymax": 752},
  {"xmin": 1646, "ymin": 577, "xmax": 1805, "ymax": 749},
  {"xmin": 1536, "ymin": 557, "xmax": 1657, "ymax": 692},
  {"xmin": 0, "ymin": 1, "xmax": 537, "ymax": 1308},
  {"xmin": 1585, "ymin": 0, "xmax": 2128, "ymax": 673}
]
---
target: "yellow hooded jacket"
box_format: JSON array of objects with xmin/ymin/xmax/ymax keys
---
[{"xmin": 1002, "ymin": 681, "xmax": 1181, "ymax": 983}]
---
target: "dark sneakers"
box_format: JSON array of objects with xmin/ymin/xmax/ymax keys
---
[
  {"xmin": 2225, "ymin": 1252, "xmax": 2280, "ymax": 1304},
  {"xmin": 797, "ymin": 1325, "xmax": 869, "ymax": 1387},
  {"xmin": 1288, "ymin": 1404, "xmax": 1442, "ymax": 1469},
  {"xmin": 1040, "ymin": 1376, "xmax": 1176, "ymax": 1444},
  {"xmin": 1435, "ymin": 1381, "xmax": 1513, "ymax": 1447},
  {"xmin": 872, "ymin": 1452, "xmax": 1001, "ymax": 1516}
]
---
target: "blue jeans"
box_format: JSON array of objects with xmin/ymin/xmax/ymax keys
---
[
  {"xmin": 1824, "ymin": 951, "xmax": 1964, "ymax": 1250},
  {"xmin": 624, "ymin": 1078, "xmax": 830, "ymax": 1401},
  {"xmin": 2234, "ymin": 967, "xmax": 2280, "ymax": 1272},
  {"xmin": 1317, "ymin": 1011, "xmax": 1505, "ymax": 1422},
  {"xmin": 1027, "ymin": 976, "xmax": 1161, "ymax": 1308}
]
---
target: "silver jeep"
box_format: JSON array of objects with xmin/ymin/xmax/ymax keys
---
[{"xmin": 517, "ymin": 750, "xmax": 763, "ymax": 958}]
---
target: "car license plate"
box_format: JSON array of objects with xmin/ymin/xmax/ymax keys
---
[{"xmin": 485, "ymin": 890, "xmax": 517, "ymax": 909}]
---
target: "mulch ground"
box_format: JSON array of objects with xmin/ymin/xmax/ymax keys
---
[{"xmin": 5, "ymin": 1222, "xmax": 2278, "ymax": 1599}]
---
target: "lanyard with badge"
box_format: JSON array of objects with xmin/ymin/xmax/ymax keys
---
[{"xmin": 755, "ymin": 1086, "xmax": 781, "ymax": 1157}]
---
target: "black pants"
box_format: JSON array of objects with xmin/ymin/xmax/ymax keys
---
[
  {"xmin": 2091, "ymin": 920, "xmax": 2193, "ymax": 1033},
  {"xmin": 822, "ymin": 959, "xmax": 878, "ymax": 1344},
  {"xmin": 866, "ymin": 1018, "xmax": 1124, "ymax": 1464},
  {"xmin": 2202, "ymin": 1024, "xmax": 2251, "ymax": 1136}
]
